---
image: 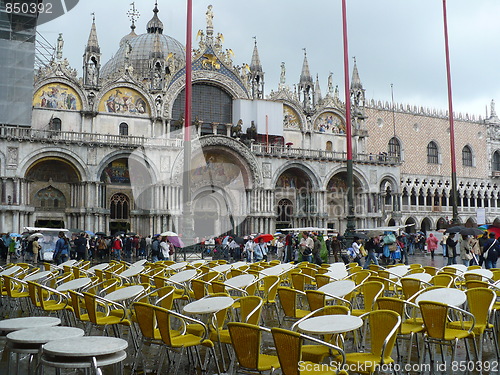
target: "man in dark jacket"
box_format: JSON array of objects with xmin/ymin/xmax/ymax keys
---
[
  {"xmin": 483, "ymin": 233, "xmax": 499, "ymax": 269},
  {"xmin": 74, "ymin": 233, "xmax": 88, "ymax": 261}
]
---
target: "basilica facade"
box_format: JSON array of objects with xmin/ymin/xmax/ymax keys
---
[{"xmin": 0, "ymin": 4, "xmax": 499, "ymax": 239}]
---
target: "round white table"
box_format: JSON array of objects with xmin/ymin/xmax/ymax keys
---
[
  {"xmin": 87, "ymin": 263, "xmax": 110, "ymax": 273},
  {"xmin": 23, "ymin": 270, "xmax": 52, "ymax": 282},
  {"xmin": 56, "ymin": 277, "xmax": 92, "ymax": 292},
  {"xmin": 119, "ymin": 265, "xmax": 144, "ymax": 278},
  {"xmin": 7, "ymin": 326, "xmax": 84, "ymax": 345},
  {"xmin": 167, "ymin": 262, "xmax": 188, "ymax": 271},
  {"xmin": 131, "ymin": 259, "xmax": 148, "ymax": 267},
  {"xmin": 105, "ymin": 285, "xmax": 145, "ymax": 303},
  {"xmin": 327, "ymin": 263, "xmax": 349, "ymax": 279},
  {"xmin": 43, "ymin": 336, "xmax": 128, "ymax": 357},
  {"xmin": 415, "ymin": 288, "xmax": 466, "ymax": 307},
  {"xmin": 211, "ymin": 264, "xmax": 232, "ymax": 273},
  {"xmin": 184, "ymin": 296, "xmax": 235, "ymax": 315},
  {"xmin": 59, "ymin": 260, "xmax": 77, "ymax": 268},
  {"xmin": 167, "ymin": 269, "xmax": 198, "ymax": 284},
  {"xmin": 387, "ymin": 265, "xmax": 410, "ymax": 278},
  {"xmin": 224, "ymin": 274, "xmax": 255, "ymax": 290},
  {"xmin": 260, "ymin": 263, "xmax": 295, "ymax": 277},
  {"xmin": 231, "ymin": 261, "xmax": 248, "ymax": 269},
  {"xmin": 297, "ymin": 315, "xmax": 363, "ymax": 335},
  {"xmin": 6, "ymin": 326, "xmax": 84, "ymax": 374},
  {"xmin": 0, "ymin": 317, "xmax": 61, "ymax": 333},
  {"xmin": 464, "ymin": 269, "xmax": 493, "ymax": 279},
  {"xmin": 41, "ymin": 337, "xmax": 128, "ymax": 374},
  {"xmin": 401, "ymin": 273, "xmax": 432, "ymax": 283},
  {"xmin": 0, "ymin": 266, "xmax": 21, "ymax": 277},
  {"xmin": 318, "ymin": 279, "xmax": 356, "ymax": 298}
]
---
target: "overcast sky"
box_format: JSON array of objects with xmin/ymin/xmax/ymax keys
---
[{"xmin": 37, "ymin": 0, "xmax": 500, "ymax": 118}]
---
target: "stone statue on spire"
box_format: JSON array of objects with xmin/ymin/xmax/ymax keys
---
[
  {"xmin": 328, "ymin": 72, "xmax": 333, "ymax": 95},
  {"xmin": 56, "ymin": 33, "xmax": 64, "ymax": 60},
  {"xmin": 279, "ymin": 62, "xmax": 286, "ymax": 87},
  {"xmin": 492, "ymin": 99, "xmax": 497, "ymax": 118},
  {"xmin": 206, "ymin": 5, "xmax": 214, "ymax": 29}
]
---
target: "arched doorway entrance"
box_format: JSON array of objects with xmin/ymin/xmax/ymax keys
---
[
  {"xmin": 26, "ymin": 157, "xmax": 81, "ymax": 228},
  {"xmin": 326, "ymin": 172, "xmax": 363, "ymax": 231},
  {"xmin": 275, "ymin": 167, "xmax": 316, "ymax": 228},
  {"xmin": 421, "ymin": 217, "xmax": 432, "ymax": 233},
  {"xmin": 405, "ymin": 217, "xmax": 416, "ymax": 233},
  {"xmin": 100, "ymin": 157, "xmax": 153, "ymax": 234},
  {"xmin": 437, "ymin": 217, "xmax": 447, "ymax": 230}
]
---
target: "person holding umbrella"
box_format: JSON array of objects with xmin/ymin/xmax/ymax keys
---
[
  {"xmin": 253, "ymin": 237, "xmax": 267, "ymax": 262},
  {"xmin": 446, "ymin": 233, "xmax": 458, "ymax": 265}
]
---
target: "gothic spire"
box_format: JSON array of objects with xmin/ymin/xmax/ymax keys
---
[
  {"xmin": 127, "ymin": 2, "xmax": 140, "ymax": 34},
  {"xmin": 250, "ymin": 37, "xmax": 262, "ymax": 72},
  {"xmin": 147, "ymin": 1, "xmax": 163, "ymax": 34},
  {"xmin": 350, "ymin": 57, "xmax": 363, "ymax": 90},
  {"xmin": 314, "ymin": 74, "xmax": 322, "ymax": 104},
  {"xmin": 299, "ymin": 49, "xmax": 313, "ymax": 87},
  {"xmin": 85, "ymin": 13, "xmax": 100, "ymax": 54}
]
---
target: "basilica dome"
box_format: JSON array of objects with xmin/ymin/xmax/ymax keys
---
[{"xmin": 100, "ymin": 4, "xmax": 185, "ymax": 80}]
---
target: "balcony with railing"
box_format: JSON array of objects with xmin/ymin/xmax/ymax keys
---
[
  {"xmin": 250, "ymin": 143, "xmax": 400, "ymax": 165},
  {"xmin": 0, "ymin": 125, "xmax": 183, "ymax": 149}
]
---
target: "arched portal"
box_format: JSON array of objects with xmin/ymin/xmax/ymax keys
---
[
  {"xmin": 405, "ymin": 217, "xmax": 416, "ymax": 233},
  {"xmin": 275, "ymin": 167, "xmax": 316, "ymax": 228},
  {"xmin": 421, "ymin": 217, "xmax": 432, "ymax": 233},
  {"xmin": 192, "ymin": 189, "xmax": 234, "ymax": 238},
  {"xmin": 326, "ymin": 172, "xmax": 363, "ymax": 230},
  {"xmin": 25, "ymin": 157, "xmax": 81, "ymax": 228},
  {"xmin": 437, "ymin": 217, "xmax": 448, "ymax": 230}
]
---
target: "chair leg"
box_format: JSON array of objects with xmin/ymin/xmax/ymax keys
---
[{"xmin": 492, "ymin": 326, "xmax": 500, "ymax": 359}]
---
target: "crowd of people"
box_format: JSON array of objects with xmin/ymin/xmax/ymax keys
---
[{"xmin": 0, "ymin": 229, "xmax": 499, "ymax": 270}]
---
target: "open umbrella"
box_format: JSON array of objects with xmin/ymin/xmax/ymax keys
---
[
  {"xmin": 459, "ymin": 227, "xmax": 484, "ymax": 236},
  {"xmin": 234, "ymin": 237, "xmax": 245, "ymax": 245},
  {"xmin": 445, "ymin": 226, "xmax": 466, "ymax": 234},
  {"xmin": 28, "ymin": 233, "xmax": 44, "ymax": 240},
  {"xmin": 254, "ymin": 234, "xmax": 274, "ymax": 243},
  {"xmin": 68, "ymin": 228, "xmax": 84, "ymax": 234},
  {"xmin": 168, "ymin": 236, "xmax": 184, "ymax": 248},
  {"xmin": 95, "ymin": 232, "xmax": 106, "ymax": 236},
  {"xmin": 85, "ymin": 230, "xmax": 95, "ymax": 236},
  {"xmin": 9, "ymin": 233, "xmax": 22, "ymax": 238},
  {"xmin": 366, "ymin": 230, "xmax": 384, "ymax": 238},
  {"xmin": 160, "ymin": 231, "xmax": 178, "ymax": 237},
  {"xmin": 479, "ymin": 225, "xmax": 500, "ymax": 238}
]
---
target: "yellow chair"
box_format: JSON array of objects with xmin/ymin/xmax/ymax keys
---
[
  {"xmin": 347, "ymin": 270, "xmax": 372, "ymax": 285},
  {"xmin": 430, "ymin": 274, "xmax": 454, "ymax": 287},
  {"xmin": 277, "ymin": 287, "xmax": 309, "ymax": 324},
  {"xmin": 464, "ymin": 280, "xmax": 489, "ymax": 290},
  {"xmin": 350, "ymin": 281, "xmax": 384, "ymax": 317},
  {"xmin": 35, "ymin": 283, "xmax": 72, "ymax": 324},
  {"xmin": 342, "ymin": 310, "xmax": 401, "ymax": 374},
  {"xmin": 314, "ymin": 274, "xmax": 332, "ymax": 288},
  {"xmin": 376, "ymin": 297, "xmax": 424, "ymax": 365},
  {"xmin": 82, "ymin": 292, "xmax": 133, "ymax": 342},
  {"xmin": 305, "ymin": 290, "xmax": 327, "ymax": 312},
  {"xmin": 400, "ymin": 277, "xmax": 430, "ymax": 300},
  {"xmin": 423, "ymin": 266, "xmax": 438, "ymax": 276},
  {"xmin": 290, "ymin": 272, "xmax": 316, "ymax": 292},
  {"xmin": 448, "ymin": 287, "xmax": 499, "ymax": 360},
  {"xmin": 153, "ymin": 305, "xmax": 222, "ymax": 375},
  {"xmin": 132, "ymin": 302, "xmax": 181, "ymax": 374},
  {"xmin": 3, "ymin": 275, "xmax": 29, "ymax": 317},
  {"xmin": 68, "ymin": 289, "xmax": 105, "ymax": 333},
  {"xmin": 271, "ymin": 327, "xmax": 348, "ymax": 375},
  {"xmin": 259, "ymin": 275, "xmax": 281, "ymax": 324},
  {"xmin": 190, "ymin": 278, "xmax": 213, "ymax": 300},
  {"xmin": 227, "ymin": 322, "xmax": 280, "ymax": 374},
  {"xmin": 418, "ymin": 300, "xmax": 478, "ymax": 364}
]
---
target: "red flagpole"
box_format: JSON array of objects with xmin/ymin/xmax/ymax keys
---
[{"xmin": 442, "ymin": 0, "xmax": 459, "ymax": 223}]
